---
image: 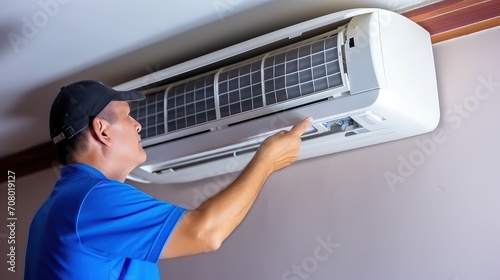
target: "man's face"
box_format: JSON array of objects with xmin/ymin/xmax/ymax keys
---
[{"xmin": 105, "ymin": 101, "xmax": 147, "ymax": 167}]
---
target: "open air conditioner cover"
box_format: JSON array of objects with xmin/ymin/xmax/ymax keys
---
[{"xmin": 117, "ymin": 8, "xmax": 440, "ymax": 184}]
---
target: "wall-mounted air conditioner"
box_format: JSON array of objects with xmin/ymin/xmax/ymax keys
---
[{"xmin": 116, "ymin": 8, "xmax": 440, "ymax": 184}]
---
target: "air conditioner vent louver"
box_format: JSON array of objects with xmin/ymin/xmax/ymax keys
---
[{"xmin": 131, "ymin": 33, "xmax": 344, "ymax": 141}]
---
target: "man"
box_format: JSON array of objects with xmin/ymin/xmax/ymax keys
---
[{"xmin": 25, "ymin": 80, "xmax": 312, "ymax": 279}]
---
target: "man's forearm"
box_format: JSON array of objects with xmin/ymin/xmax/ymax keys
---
[
  {"xmin": 196, "ymin": 151, "xmax": 273, "ymax": 244},
  {"xmin": 161, "ymin": 117, "xmax": 311, "ymax": 258}
]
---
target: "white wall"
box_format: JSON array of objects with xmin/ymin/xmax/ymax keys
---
[{"xmin": 1, "ymin": 26, "xmax": 499, "ymax": 280}]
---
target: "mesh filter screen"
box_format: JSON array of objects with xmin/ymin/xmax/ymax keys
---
[
  {"xmin": 165, "ymin": 74, "xmax": 216, "ymax": 132},
  {"xmin": 130, "ymin": 91, "xmax": 165, "ymax": 139},
  {"xmin": 263, "ymin": 34, "xmax": 342, "ymax": 105},
  {"xmin": 131, "ymin": 33, "xmax": 345, "ymax": 138}
]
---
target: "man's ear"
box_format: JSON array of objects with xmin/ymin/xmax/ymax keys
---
[{"xmin": 91, "ymin": 117, "xmax": 112, "ymax": 146}]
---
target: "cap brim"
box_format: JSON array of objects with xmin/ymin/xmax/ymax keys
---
[{"xmin": 111, "ymin": 89, "xmax": 145, "ymax": 102}]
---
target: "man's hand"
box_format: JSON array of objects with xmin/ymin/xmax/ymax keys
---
[{"xmin": 256, "ymin": 117, "xmax": 313, "ymax": 172}]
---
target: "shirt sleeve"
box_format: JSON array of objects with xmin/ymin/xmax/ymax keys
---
[{"xmin": 77, "ymin": 181, "xmax": 187, "ymax": 263}]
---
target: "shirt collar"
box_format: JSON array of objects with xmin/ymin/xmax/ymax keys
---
[{"xmin": 61, "ymin": 163, "xmax": 108, "ymax": 180}]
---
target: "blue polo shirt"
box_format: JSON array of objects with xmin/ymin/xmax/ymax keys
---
[{"xmin": 25, "ymin": 164, "xmax": 187, "ymax": 280}]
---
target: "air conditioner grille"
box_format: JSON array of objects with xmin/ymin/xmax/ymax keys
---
[
  {"xmin": 218, "ymin": 61, "xmax": 264, "ymax": 117},
  {"xmin": 131, "ymin": 33, "xmax": 346, "ymax": 140},
  {"xmin": 165, "ymin": 74, "xmax": 217, "ymax": 132},
  {"xmin": 263, "ymin": 35, "xmax": 342, "ymax": 105},
  {"xmin": 133, "ymin": 91, "xmax": 165, "ymax": 139}
]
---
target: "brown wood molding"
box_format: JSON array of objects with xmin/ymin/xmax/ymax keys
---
[
  {"xmin": 1, "ymin": 142, "xmax": 59, "ymax": 183},
  {"xmin": 404, "ymin": 0, "xmax": 500, "ymax": 43},
  {"xmin": 2, "ymin": 0, "xmax": 499, "ymax": 181},
  {"xmin": 404, "ymin": 0, "xmax": 487, "ymax": 22}
]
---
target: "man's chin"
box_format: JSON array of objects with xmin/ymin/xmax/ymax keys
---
[{"xmin": 138, "ymin": 150, "xmax": 147, "ymax": 165}]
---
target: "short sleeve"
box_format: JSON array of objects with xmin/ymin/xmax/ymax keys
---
[{"xmin": 77, "ymin": 182, "xmax": 186, "ymax": 262}]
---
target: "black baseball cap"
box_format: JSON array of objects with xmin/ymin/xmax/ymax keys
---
[{"xmin": 49, "ymin": 80, "xmax": 145, "ymax": 144}]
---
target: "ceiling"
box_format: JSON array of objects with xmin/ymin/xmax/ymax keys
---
[{"xmin": 1, "ymin": 0, "xmax": 436, "ymax": 159}]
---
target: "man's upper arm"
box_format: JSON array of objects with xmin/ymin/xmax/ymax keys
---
[{"xmin": 160, "ymin": 209, "xmax": 219, "ymax": 259}]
